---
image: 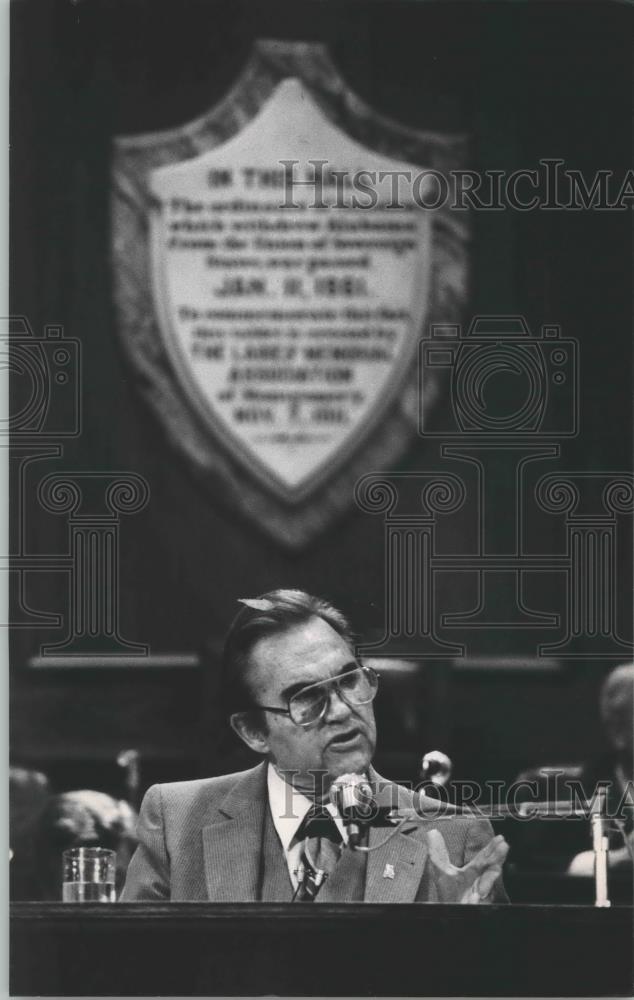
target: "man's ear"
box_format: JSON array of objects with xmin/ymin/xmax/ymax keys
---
[{"xmin": 230, "ymin": 711, "xmax": 270, "ymax": 755}]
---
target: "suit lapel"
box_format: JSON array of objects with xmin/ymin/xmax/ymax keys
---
[
  {"xmin": 363, "ymin": 772, "xmax": 430, "ymax": 903},
  {"xmin": 202, "ymin": 763, "xmax": 267, "ymax": 902},
  {"xmin": 364, "ymin": 824, "xmax": 429, "ymax": 903},
  {"xmin": 260, "ymin": 800, "xmax": 295, "ymax": 902}
]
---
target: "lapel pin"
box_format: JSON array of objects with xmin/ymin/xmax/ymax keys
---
[{"xmin": 382, "ymin": 863, "xmax": 395, "ymax": 880}]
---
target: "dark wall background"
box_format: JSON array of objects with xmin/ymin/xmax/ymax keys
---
[{"xmin": 9, "ymin": 0, "xmax": 633, "ymax": 796}]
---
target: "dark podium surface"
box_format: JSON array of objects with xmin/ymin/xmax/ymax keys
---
[{"xmin": 11, "ymin": 902, "xmax": 634, "ymax": 997}]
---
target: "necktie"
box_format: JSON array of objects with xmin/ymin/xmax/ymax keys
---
[{"xmin": 295, "ymin": 806, "xmax": 343, "ymax": 901}]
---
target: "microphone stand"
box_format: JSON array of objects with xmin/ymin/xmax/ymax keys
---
[
  {"xmin": 591, "ymin": 786, "xmax": 610, "ymax": 908},
  {"xmin": 117, "ymin": 748, "xmax": 141, "ymax": 810}
]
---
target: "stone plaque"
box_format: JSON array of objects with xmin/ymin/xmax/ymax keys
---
[
  {"xmin": 149, "ymin": 79, "xmax": 432, "ymax": 498},
  {"xmin": 113, "ymin": 40, "xmax": 467, "ymax": 545}
]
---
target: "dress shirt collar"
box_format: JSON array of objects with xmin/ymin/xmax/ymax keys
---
[{"xmin": 266, "ymin": 763, "xmax": 348, "ymax": 850}]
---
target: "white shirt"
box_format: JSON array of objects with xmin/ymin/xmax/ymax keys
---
[{"xmin": 266, "ymin": 763, "xmax": 348, "ymax": 889}]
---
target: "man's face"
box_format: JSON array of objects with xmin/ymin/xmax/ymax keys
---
[{"xmin": 239, "ymin": 616, "xmax": 377, "ymax": 793}]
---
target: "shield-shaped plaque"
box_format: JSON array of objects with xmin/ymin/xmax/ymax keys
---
[
  {"xmin": 149, "ymin": 78, "xmax": 432, "ymax": 498},
  {"xmin": 112, "ymin": 41, "xmax": 467, "ymax": 546}
]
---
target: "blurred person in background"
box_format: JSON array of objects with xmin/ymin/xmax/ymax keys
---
[
  {"xmin": 510, "ymin": 663, "xmax": 633, "ymax": 882},
  {"xmin": 9, "ymin": 767, "xmax": 51, "ymax": 899},
  {"xmin": 35, "ymin": 790, "xmax": 138, "ymax": 900},
  {"xmin": 567, "ymin": 663, "xmax": 633, "ymax": 876}
]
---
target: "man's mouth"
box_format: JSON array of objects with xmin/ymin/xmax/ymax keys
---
[{"xmin": 328, "ymin": 728, "xmax": 363, "ymax": 749}]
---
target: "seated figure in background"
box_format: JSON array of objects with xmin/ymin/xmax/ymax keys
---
[
  {"xmin": 511, "ymin": 662, "xmax": 633, "ymax": 882},
  {"xmin": 566, "ymin": 662, "xmax": 633, "ymax": 876},
  {"xmin": 10, "ymin": 766, "xmax": 51, "ymax": 899},
  {"xmin": 35, "ymin": 790, "xmax": 138, "ymax": 900}
]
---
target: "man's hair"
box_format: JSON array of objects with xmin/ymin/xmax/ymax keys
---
[{"xmin": 221, "ymin": 589, "xmax": 355, "ymax": 717}]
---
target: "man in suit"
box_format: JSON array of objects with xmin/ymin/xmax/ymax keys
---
[{"xmin": 122, "ymin": 589, "xmax": 508, "ymax": 903}]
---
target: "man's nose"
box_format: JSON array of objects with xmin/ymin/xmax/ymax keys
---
[{"xmin": 323, "ymin": 684, "xmax": 353, "ymax": 722}]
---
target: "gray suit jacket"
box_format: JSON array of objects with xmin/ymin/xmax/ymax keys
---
[{"xmin": 121, "ymin": 762, "xmax": 507, "ymax": 903}]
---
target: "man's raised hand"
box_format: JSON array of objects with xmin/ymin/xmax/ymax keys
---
[{"xmin": 427, "ymin": 829, "xmax": 509, "ymax": 904}]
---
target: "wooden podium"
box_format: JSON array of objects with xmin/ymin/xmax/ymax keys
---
[{"xmin": 11, "ymin": 902, "xmax": 634, "ymax": 996}]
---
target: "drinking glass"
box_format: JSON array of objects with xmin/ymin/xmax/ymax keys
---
[{"xmin": 62, "ymin": 847, "xmax": 116, "ymax": 902}]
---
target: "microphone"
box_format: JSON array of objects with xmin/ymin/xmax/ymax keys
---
[
  {"xmin": 420, "ymin": 750, "xmax": 453, "ymax": 787},
  {"xmin": 329, "ymin": 773, "xmax": 376, "ymax": 847}
]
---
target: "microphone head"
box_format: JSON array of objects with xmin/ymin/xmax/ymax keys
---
[
  {"xmin": 329, "ymin": 773, "xmax": 375, "ymax": 820},
  {"xmin": 420, "ymin": 751, "xmax": 453, "ymax": 786}
]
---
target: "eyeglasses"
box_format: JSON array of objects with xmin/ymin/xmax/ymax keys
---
[{"xmin": 252, "ymin": 664, "xmax": 379, "ymax": 727}]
